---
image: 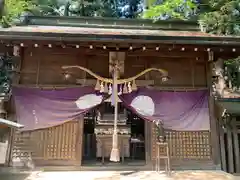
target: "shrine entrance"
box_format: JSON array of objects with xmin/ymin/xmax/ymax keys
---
[{"xmin": 82, "ymin": 101, "xmax": 146, "ymax": 165}]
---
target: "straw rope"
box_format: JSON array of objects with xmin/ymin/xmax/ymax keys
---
[{"xmin": 62, "ymin": 65, "xmax": 168, "ymax": 84}]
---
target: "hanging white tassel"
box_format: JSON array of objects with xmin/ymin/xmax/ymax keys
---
[
  {"xmin": 118, "ymin": 84, "xmax": 123, "ymax": 95},
  {"xmin": 100, "ymin": 82, "xmax": 104, "ymax": 93},
  {"xmin": 104, "ymin": 83, "xmax": 108, "ymax": 93},
  {"xmin": 95, "ymin": 80, "xmax": 101, "ymax": 91},
  {"xmin": 128, "ymin": 82, "xmax": 132, "ymax": 93},
  {"xmin": 131, "ymin": 80, "xmax": 137, "ymax": 91},
  {"xmin": 123, "ymin": 83, "xmax": 128, "ymax": 94},
  {"xmin": 108, "ymin": 84, "xmax": 112, "ymax": 95}
]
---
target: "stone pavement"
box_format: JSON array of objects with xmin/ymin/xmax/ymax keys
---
[{"xmin": 1, "ymin": 170, "xmax": 237, "ymax": 180}]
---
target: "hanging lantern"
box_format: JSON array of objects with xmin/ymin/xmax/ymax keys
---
[
  {"xmin": 131, "ymin": 80, "xmax": 137, "ymax": 91},
  {"xmin": 108, "ymin": 84, "xmax": 112, "ymax": 95},
  {"xmin": 100, "ymin": 82, "xmax": 104, "ymax": 93},
  {"xmin": 123, "ymin": 83, "xmax": 128, "ymax": 94},
  {"xmin": 95, "ymin": 80, "xmax": 101, "ymax": 91},
  {"xmin": 128, "ymin": 82, "xmax": 132, "ymax": 93}
]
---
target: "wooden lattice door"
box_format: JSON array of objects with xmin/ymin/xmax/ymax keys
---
[
  {"xmin": 151, "ymin": 123, "xmax": 211, "ymax": 161},
  {"xmin": 12, "ymin": 119, "xmax": 83, "ymax": 166}
]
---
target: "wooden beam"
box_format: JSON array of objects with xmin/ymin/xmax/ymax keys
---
[
  {"xmin": 9, "ymin": 40, "xmax": 239, "ymax": 53},
  {"xmin": 18, "ymin": 45, "xmax": 207, "ymax": 58}
]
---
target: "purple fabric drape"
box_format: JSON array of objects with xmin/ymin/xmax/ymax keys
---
[
  {"xmin": 120, "ymin": 88, "xmax": 210, "ymax": 131},
  {"xmin": 12, "ymin": 87, "xmax": 103, "ymax": 131}
]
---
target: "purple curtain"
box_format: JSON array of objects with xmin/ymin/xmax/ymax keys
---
[
  {"xmin": 12, "ymin": 87, "xmax": 103, "ymax": 131},
  {"xmin": 120, "ymin": 88, "xmax": 210, "ymax": 131}
]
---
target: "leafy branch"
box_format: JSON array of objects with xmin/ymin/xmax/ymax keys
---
[
  {"xmin": 2, "ymin": 0, "xmax": 34, "ymax": 27},
  {"xmin": 224, "ymin": 56, "xmax": 240, "ymax": 89},
  {"xmin": 142, "ymin": 0, "xmax": 198, "ymax": 20},
  {"xmin": 199, "ymin": 0, "xmax": 240, "ymax": 35}
]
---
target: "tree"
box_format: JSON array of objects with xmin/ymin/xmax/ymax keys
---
[
  {"xmin": 199, "ymin": 0, "xmax": 240, "ymax": 35},
  {"xmin": 224, "ymin": 56, "xmax": 240, "ymax": 90},
  {"xmin": 142, "ymin": 0, "xmax": 240, "ymax": 36},
  {"xmin": 142, "ymin": 0, "xmax": 198, "ymax": 20},
  {"xmin": 1, "ymin": 0, "xmax": 145, "ymax": 26},
  {"xmin": 35, "ymin": 0, "xmax": 143, "ymax": 18},
  {"xmin": 2, "ymin": 0, "xmax": 34, "ymax": 27},
  {"xmin": 117, "ymin": 0, "xmax": 144, "ymax": 18}
]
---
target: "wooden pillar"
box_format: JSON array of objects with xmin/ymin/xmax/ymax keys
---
[
  {"xmin": 219, "ymin": 122, "xmax": 227, "ymax": 171},
  {"xmin": 227, "ymin": 117, "xmax": 234, "ymax": 173},
  {"xmin": 144, "ymin": 60, "xmax": 152, "ymax": 165},
  {"xmin": 145, "ymin": 121, "xmax": 151, "ymax": 165},
  {"xmin": 8, "ymin": 45, "xmax": 22, "ymax": 167},
  {"xmin": 206, "ymin": 52, "xmax": 221, "ymax": 165},
  {"xmin": 0, "ymin": 99, "xmax": 8, "ymax": 166},
  {"xmin": 76, "ymin": 118, "xmax": 84, "ymax": 166},
  {"xmin": 232, "ymin": 116, "xmax": 240, "ymax": 173},
  {"xmin": 206, "ymin": 52, "xmax": 220, "ymax": 165}
]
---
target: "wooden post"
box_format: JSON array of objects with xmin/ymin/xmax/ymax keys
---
[
  {"xmin": 144, "ymin": 61, "xmax": 152, "ymax": 165},
  {"xmin": 109, "ymin": 52, "xmax": 120, "ymax": 162},
  {"xmin": 232, "ymin": 116, "xmax": 240, "ymax": 173},
  {"xmin": 227, "ymin": 116, "xmax": 234, "ymax": 173},
  {"xmin": 0, "ymin": 100, "xmax": 7, "ymax": 166},
  {"xmin": 8, "ymin": 46, "xmax": 23, "ymax": 167},
  {"xmin": 206, "ymin": 52, "xmax": 221, "ymax": 166},
  {"xmin": 218, "ymin": 117, "xmax": 227, "ymax": 172},
  {"xmin": 219, "ymin": 120, "xmax": 227, "ymax": 171},
  {"xmin": 145, "ymin": 121, "xmax": 151, "ymax": 165}
]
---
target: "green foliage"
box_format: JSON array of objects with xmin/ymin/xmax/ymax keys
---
[
  {"xmin": 224, "ymin": 56, "xmax": 240, "ymax": 89},
  {"xmin": 0, "ymin": 55, "xmax": 15, "ymax": 95},
  {"xmin": 142, "ymin": 0, "xmax": 198, "ymax": 20},
  {"xmin": 199, "ymin": 0, "xmax": 240, "ymax": 35},
  {"xmin": 1, "ymin": 0, "xmax": 118, "ymax": 26},
  {"xmin": 2, "ymin": 0, "xmax": 34, "ymax": 27},
  {"xmin": 32, "ymin": 0, "xmax": 62, "ymax": 16},
  {"xmin": 32, "ymin": 0, "xmax": 117, "ymax": 17}
]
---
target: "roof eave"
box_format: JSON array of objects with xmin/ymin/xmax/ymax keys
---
[
  {"xmin": 1, "ymin": 32, "xmax": 240, "ymax": 46},
  {"xmin": 24, "ymin": 16, "xmax": 199, "ymax": 31}
]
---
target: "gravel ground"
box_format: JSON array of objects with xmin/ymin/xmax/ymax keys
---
[{"xmin": 0, "ymin": 170, "xmax": 238, "ymax": 180}]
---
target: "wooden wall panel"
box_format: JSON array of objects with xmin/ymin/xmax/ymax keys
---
[
  {"xmin": 19, "ymin": 48, "xmax": 38, "ymax": 84},
  {"xmin": 86, "ymin": 54, "xmax": 109, "ymax": 78},
  {"xmin": 38, "ymin": 48, "xmax": 87, "ymax": 85},
  {"xmin": 39, "ymin": 54, "xmax": 83, "ymax": 84},
  {"xmin": 194, "ymin": 61, "xmax": 207, "ymax": 86},
  {"xmin": 20, "ymin": 47, "xmax": 110, "ymax": 84},
  {"xmin": 148, "ymin": 58, "xmax": 193, "ymax": 86},
  {"xmin": 19, "ymin": 47, "xmax": 207, "ymax": 87},
  {"xmin": 124, "ymin": 56, "xmax": 146, "ymax": 79}
]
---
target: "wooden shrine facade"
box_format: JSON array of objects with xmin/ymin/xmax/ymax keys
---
[{"xmin": 0, "ymin": 16, "xmax": 239, "ymax": 170}]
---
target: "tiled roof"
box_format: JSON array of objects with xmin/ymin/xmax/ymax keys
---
[{"xmin": 0, "ymin": 25, "xmax": 237, "ymax": 38}]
